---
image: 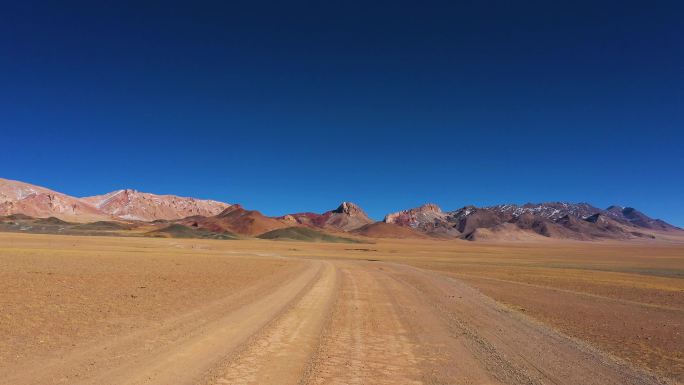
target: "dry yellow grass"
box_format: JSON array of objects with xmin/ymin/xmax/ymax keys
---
[
  {"xmin": 0, "ymin": 232, "xmax": 682, "ymax": 383},
  {"xmin": 203, "ymin": 236, "xmax": 684, "ymax": 379},
  {"xmin": 0, "ymin": 233, "xmax": 302, "ymax": 370},
  {"xmin": 300, "ymin": 238, "xmax": 684, "ymax": 379}
]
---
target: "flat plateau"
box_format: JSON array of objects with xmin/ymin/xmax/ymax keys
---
[{"xmin": 1, "ymin": 233, "xmax": 682, "ymax": 384}]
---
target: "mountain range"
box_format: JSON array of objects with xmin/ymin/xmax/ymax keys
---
[
  {"xmin": 1, "ymin": 177, "xmax": 681, "ymax": 242},
  {"xmin": 383, "ymin": 202, "xmax": 680, "ymax": 241}
]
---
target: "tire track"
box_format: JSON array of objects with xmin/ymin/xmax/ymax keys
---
[
  {"xmin": 2, "ymin": 260, "xmax": 314, "ymax": 385},
  {"xmin": 304, "ymin": 262, "xmax": 423, "ymax": 385},
  {"xmin": 5, "ymin": 255, "xmax": 675, "ymax": 385},
  {"xmin": 201, "ymin": 261, "xmax": 337, "ymax": 385},
  {"xmin": 383, "ymin": 262, "xmax": 672, "ymax": 385},
  {"xmin": 102, "ymin": 260, "xmax": 325, "ymax": 385},
  {"xmin": 376, "ymin": 265, "xmax": 502, "ymax": 385},
  {"xmin": 8, "ymin": 260, "xmax": 323, "ymax": 385}
]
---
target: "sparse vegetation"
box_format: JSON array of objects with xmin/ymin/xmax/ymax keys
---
[
  {"xmin": 146, "ymin": 224, "xmax": 239, "ymax": 240},
  {"xmin": 257, "ymin": 226, "xmax": 363, "ymax": 243}
]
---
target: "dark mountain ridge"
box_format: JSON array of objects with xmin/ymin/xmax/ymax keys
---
[{"xmin": 384, "ymin": 202, "xmax": 679, "ymax": 241}]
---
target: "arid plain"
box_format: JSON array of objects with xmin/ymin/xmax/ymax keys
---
[{"xmin": 1, "ymin": 232, "xmax": 682, "ymax": 385}]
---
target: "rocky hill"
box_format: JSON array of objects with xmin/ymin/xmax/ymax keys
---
[
  {"xmin": 280, "ymin": 202, "xmax": 373, "ymax": 231},
  {"xmin": 0, "ymin": 178, "xmax": 110, "ymax": 222},
  {"xmin": 178, "ymin": 204, "xmax": 289, "ymax": 237},
  {"xmin": 82, "ymin": 189, "xmax": 230, "ymax": 221}
]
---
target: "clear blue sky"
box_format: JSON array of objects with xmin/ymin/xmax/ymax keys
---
[{"xmin": 1, "ymin": 1, "xmax": 682, "ymax": 225}]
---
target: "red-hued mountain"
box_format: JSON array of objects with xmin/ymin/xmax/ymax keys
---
[
  {"xmin": 82, "ymin": 189, "xmax": 230, "ymax": 221},
  {"xmin": 179, "ymin": 204, "xmax": 289, "ymax": 237},
  {"xmin": 280, "ymin": 202, "xmax": 373, "ymax": 231},
  {"xmin": 0, "ymin": 178, "xmax": 110, "ymax": 222},
  {"xmin": 1, "ymin": 177, "xmax": 681, "ymax": 242},
  {"xmin": 383, "ymin": 203, "xmax": 459, "ymax": 236}
]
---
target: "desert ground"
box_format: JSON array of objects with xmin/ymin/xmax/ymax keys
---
[{"xmin": 0, "ymin": 233, "xmax": 682, "ymax": 385}]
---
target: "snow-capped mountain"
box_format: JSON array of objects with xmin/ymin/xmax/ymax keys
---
[
  {"xmin": 384, "ymin": 202, "xmax": 681, "ymax": 240},
  {"xmin": 484, "ymin": 202, "xmax": 603, "ymax": 221}
]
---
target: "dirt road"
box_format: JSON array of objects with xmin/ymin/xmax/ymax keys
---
[{"xmin": 3, "ymin": 257, "xmax": 673, "ymax": 385}]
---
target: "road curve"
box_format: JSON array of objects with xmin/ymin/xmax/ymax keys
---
[{"xmin": 4, "ymin": 258, "xmax": 674, "ymax": 385}]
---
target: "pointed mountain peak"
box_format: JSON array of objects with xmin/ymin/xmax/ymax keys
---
[
  {"xmin": 218, "ymin": 204, "xmax": 245, "ymax": 216},
  {"xmin": 383, "ymin": 203, "xmax": 453, "ymax": 234},
  {"xmin": 333, "ymin": 202, "xmax": 368, "ymax": 217},
  {"xmin": 279, "ymin": 202, "xmax": 372, "ymax": 232},
  {"xmin": 384, "ymin": 203, "xmax": 443, "ymax": 219},
  {"xmin": 417, "ymin": 203, "xmax": 443, "ymax": 213}
]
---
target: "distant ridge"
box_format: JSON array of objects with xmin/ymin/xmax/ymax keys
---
[
  {"xmin": 1, "ymin": 177, "xmax": 681, "ymax": 242},
  {"xmin": 384, "ymin": 202, "xmax": 680, "ymax": 241}
]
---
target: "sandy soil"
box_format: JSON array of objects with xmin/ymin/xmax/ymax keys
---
[{"xmin": 0, "ymin": 233, "xmax": 681, "ymax": 384}]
